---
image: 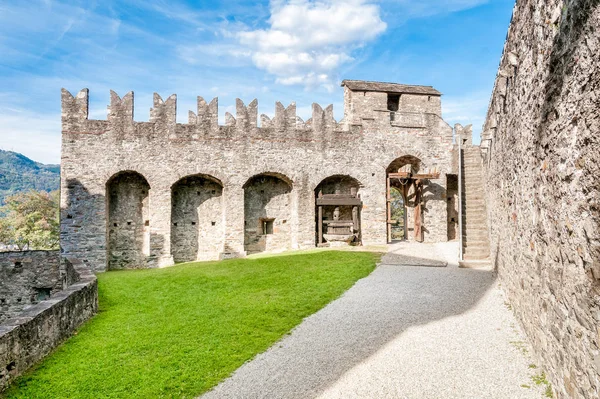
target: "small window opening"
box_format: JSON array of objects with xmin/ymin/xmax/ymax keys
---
[
  {"xmin": 191, "ymin": 221, "xmax": 196, "ymax": 225},
  {"xmin": 173, "ymin": 222, "xmax": 178, "ymax": 227},
  {"xmin": 6, "ymin": 361, "xmax": 16, "ymax": 372},
  {"xmin": 145, "ymin": 220, "xmax": 149, "ymax": 226},
  {"xmin": 35, "ymin": 288, "xmax": 52, "ymax": 301},
  {"xmin": 387, "ymin": 93, "xmax": 400, "ymax": 112},
  {"xmin": 261, "ymin": 219, "xmax": 274, "ymax": 235},
  {"xmin": 197, "ymin": 191, "xmax": 201, "ymax": 196},
  {"xmin": 66, "ymin": 214, "xmax": 73, "ymax": 219},
  {"xmin": 127, "ymin": 221, "xmax": 132, "ymax": 226},
  {"xmin": 211, "ymin": 221, "xmax": 216, "ymax": 226},
  {"xmin": 260, "ymin": 190, "xmax": 265, "ymax": 194},
  {"xmin": 212, "ymin": 190, "xmax": 216, "ymax": 195},
  {"xmin": 114, "ymin": 222, "xmax": 118, "ymax": 227},
  {"xmin": 0, "ymin": 298, "xmax": 6, "ymax": 305},
  {"xmin": 14, "ymin": 261, "xmax": 22, "ymax": 269}
]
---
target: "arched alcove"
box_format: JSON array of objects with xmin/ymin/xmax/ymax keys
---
[
  {"xmin": 386, "ymin": 156, "xmax": 423, "ymax": 242},
  {"xmin": 106, "ymin": 171, "xmax": 151, "ymax": 270},
  {"xmin": 243, "ymin": 173, "xmax": 293, "ymax": 254},
  {"xmin": 171, "ymin": 175, "xmax": 224, "ymax": 263},
  {"xmin": 314, "ymin": 175, "xmax": 363, "ymax": 246}
]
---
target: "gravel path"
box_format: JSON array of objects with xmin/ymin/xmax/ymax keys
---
[{"xmin": 202, "ymin": 242, "xmax": 546, "ymax": 399}]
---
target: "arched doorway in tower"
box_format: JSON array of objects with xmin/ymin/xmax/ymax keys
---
[
  {"xmin": 389, "ymin": 186, "xmax": 407, "ymax": 241},
  {"xmin": 243, "ymin": 173, "xmax": 293, "ymax": 254},
  {"xmin": 106, "ymin": 171, "xmax": 151, "ymax": 270},
  {"xmin": 171, "ymin": 175, "xmax": 224, "ymax": 263},
  {"xmin": 386, "ymin": 156, "xmax": 424, "ymax": 243},
  {"xmin": 314, "ymin": 175, "xmax": 363, "ymax": 247}
]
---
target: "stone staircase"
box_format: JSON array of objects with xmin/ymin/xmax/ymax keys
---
[{"xmin": 461, "ymin": 146, "xmax": 491, "ymax": 261}]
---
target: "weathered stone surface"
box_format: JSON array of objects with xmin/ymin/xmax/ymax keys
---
[
  {"xmin": 481, "ymin": 1, "xmax": 600, "ymax": 397},
  {"xmin": 0, "ymin": 257, "xmax": 98, "ymax": 392},
  {"xmin": 0, "ymin": 251, "xmax": 62, "ymax": 324},
  {"xmin": 60, "ymin": 81, "xmax": 456, "ymax": 272}
]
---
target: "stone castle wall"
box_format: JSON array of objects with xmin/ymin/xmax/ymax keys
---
[
  {"xmin": 61, "ymin": 85, "xmax": 455, "ymax": 272},
  {"xmin": 481, "ymin": 1, "xmax": 600, "ymax": 397},
  {"xmin": 0, "ymin": 251, "xmax": 63, "ymax": 324},
  {"xmin": 0, "ymin": 257, "xmax": 97, "ymax": 392}
]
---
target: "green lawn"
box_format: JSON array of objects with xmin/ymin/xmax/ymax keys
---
[{"xmin": 3, "ymin": 251, "xmax": 378, "ymax": 399}]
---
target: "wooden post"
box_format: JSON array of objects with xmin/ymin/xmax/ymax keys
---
[
  {"xmin": 317, "ymin": 205, "xmax": 323, "ymax": 244},
  {"xmin": 414, "ymin": 179, "xmax": 423, "ymax": 242},
  {"xmin": 386, "ymin": 176, "xmax": 392, "ymax": 243},
  {"xmin": 317, "ymin": 190, "xmax": 323, "ymax": 245}
]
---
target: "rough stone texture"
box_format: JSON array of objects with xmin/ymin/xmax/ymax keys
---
[
  {"xmin": 481, "ymin": 1, "xmax": 600, "ymax": 397},
  {"xmin": 244, "ymin": 175, "xmax": 293, "ymax": 254},
  {"xmin": 446, "ymin": 174, "xmax": 458, "ymax": 241},
  {"xmin": 60, "ymin": 82, "xmax": 455, "ymax": 272},
  {"xmin": 107, "ymin": 171, "xmax": 151, "ymax": 269},
  {"xmin": 0, "ymin": 257, "xmax": 98, "ymax": 392},
  {"xmin": 0, "ymin": 251, "xmax": 62, "ymax": 324},
  {"xmin": 172, "ymin": 176, "xmax": 224, "ymax": 262}
]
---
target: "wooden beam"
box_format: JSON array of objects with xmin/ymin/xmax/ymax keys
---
[
  {"xmin": 388, "ymin": 172, "xmax": 441, "ymax": 179},
  {"xmin": 316, "ymin": 198, "xmax": 362, "ymax": 206},
  {"xmin": 386, "ymin": 176, "xmax": 391, "ymax": 243}
]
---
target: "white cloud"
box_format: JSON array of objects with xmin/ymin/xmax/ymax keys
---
[{"xmin": 238, "ymin": 0, "xmax": 387, "ymax": 90}]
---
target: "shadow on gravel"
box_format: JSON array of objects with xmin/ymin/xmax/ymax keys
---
[{"xmin": 202, "ymin": 255, "xmax": 496, "ymax": 399}]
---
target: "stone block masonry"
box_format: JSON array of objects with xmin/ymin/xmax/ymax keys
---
[
  {"xmin": 0, "ymin": 251, "xmax": 63, "ymax": 324},
  {"xmin": 61, "ymin": 80, "xmax": 457, "ymax": 272},
  {"xmin": 481, "ymin": 0, "xmax": 600, "ymax": 397},
  {"xmin": 0, "ymin": 256, "xmax": 98, "ymax": 392}
]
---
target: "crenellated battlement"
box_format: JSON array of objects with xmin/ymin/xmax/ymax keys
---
[
  {"xmin": 61, "ymin": 89, "xmax": 353, "ymax": 138},
  {"xmin": 59, "ymin": 79, "xmax": 455, "ymax": 279}
]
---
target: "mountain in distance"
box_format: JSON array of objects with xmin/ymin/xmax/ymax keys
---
[{"xmin": 0, "ymin": 149, "xmax": 60, "ymax": 204}]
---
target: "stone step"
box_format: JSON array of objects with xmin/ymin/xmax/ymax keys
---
[
  {"xmin": 464, "ymin": 249, "xmax": 491, "ymax": 258},
  {"xmin": 463, "ymin": 229, "xmax": 489, "ymax": 235},
  {"xmin": 459, "ymin": 259, "xmax": 491, "ymax": 268},
  {"xmin": 463, "ymin": 236, "xmax": 490, "ymax": 247}
]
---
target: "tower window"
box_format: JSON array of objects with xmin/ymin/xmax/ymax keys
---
[{"xmin": 387, "ymin": 94, "xmax": 400, "ymax": 112}]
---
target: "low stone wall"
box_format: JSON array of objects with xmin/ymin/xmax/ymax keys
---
[
  {"xmin": 0, "ymin": 257, "xmax": 98, "ymax": 392},
  {"xmin": 0, "ymin": 251, "xmax": 63, "ymax": 324}
]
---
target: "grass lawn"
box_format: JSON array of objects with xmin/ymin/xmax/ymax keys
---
[{"xmin": 3, "ymin": 251, "xmax": 379, "ymax": 399}]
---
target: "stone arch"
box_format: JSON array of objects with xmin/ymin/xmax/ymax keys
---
[
  {"xmin": 314, "ymin": 175, "xmax": 363, "ymax": 246},
  {"xmin": 243, "ymin": 172, "xmax": 293, "ymax": 254},
  {"xmin": 170, "ymin": 174, "xmax": 224, "ymax": 263},
  {"xmin": 386, "ymin": 155, "xmax": 423, "ymax": 175},
  {"xmin": 106, "ymin": 170, "xmax": 151, "ymax": 270},
  {"xmin": 386, "ymin": 155, "xmax": 424, "ymax": 242}
]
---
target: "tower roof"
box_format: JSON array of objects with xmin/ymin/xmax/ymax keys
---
[{"xmin": 341, "ymin": 80, "xmax": 442, "ymax": 96}]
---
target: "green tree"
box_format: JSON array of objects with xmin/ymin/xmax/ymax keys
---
[{"xmin": 0, "ymin": 190, "xmax": 60, "ymax": 250}]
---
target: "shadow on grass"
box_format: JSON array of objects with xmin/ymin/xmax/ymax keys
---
[{"xmin": 202, "ymin": 250, "xmax": 496, "ymax": 399}]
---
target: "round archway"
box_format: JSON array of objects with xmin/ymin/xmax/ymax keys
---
[
  {"xmin": 386, "ymin": 156, "xmax": 423, "ymax": 243},
  {"xmin": 243, "ymin": 173, "xmax": 293, "ymax": 254},
  {"xmin": 314, "ymin": 175, "xmax": 363, "ymax": 247},
  {"xmin": 171, "ymin": 174, "xmax": 224, "ymax": 263},
  {"xmin": 106, "ymin": 171, "xmax": 151, "ymax": 270}
]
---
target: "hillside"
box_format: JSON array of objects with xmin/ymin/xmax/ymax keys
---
[{"xmin": 0, "ymin": 149, "xmax": 60, "ymax": 203}]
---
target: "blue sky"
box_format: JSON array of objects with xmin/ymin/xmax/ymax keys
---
[{"xmin": 0, "ymin": 0, "xmax": 514, "ymax": 164}]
